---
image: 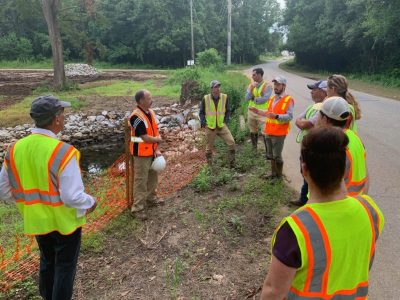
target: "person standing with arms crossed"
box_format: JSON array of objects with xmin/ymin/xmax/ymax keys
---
[
  {"xmin": 245, "ymin": 68, "xmax": 273, "ymax": 153},
  {"xmin": 0, "ymin": 95, "xmax": 97, "ymax": 300},
  {"xmin": 291, "ymin": 80, "xmax": 327, "ymax": 206},
  {"xmin": 199, "ymin": 80, "xmax": 236, "ymax": 168},
  {"xmin": 129, "ymin": 89, "xmax": 164, "ymax": 220},
  {"xmin": 249, "ymin": 75, "xmax": 294, "ymax": 180}
]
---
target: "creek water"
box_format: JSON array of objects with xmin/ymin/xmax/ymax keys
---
[{"xmin": 79, "ymin": 142, "xmax": 125, "ymax": 174}]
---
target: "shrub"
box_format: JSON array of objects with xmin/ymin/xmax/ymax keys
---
[{"xmin": 196, "ymin": 48, "xmax": 222, "ymax": 67}]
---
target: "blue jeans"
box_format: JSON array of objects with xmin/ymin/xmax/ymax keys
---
[{"xmin": 35, "ymin": 228, "xmax": 82, "ymax": 300}]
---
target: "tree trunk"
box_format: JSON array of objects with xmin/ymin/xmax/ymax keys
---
[{"xmin": 41, "ymin": 0, "xmax": 65, "ymax": 89}]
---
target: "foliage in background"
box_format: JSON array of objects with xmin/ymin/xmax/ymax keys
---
[
  {"xmin": 283, "ymin": 0, "xmax": 400, "ymax": 74},
  {"xmin": 196, "ymin": 48, "xmax": 223, "ymax": 67},
  {"xmin": 0, "ymin": 0, "xmax": 282, "ymax": 66}
]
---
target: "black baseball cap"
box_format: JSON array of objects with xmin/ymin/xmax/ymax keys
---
[{"xmin": 30, "ymin": 95, "xmax": 71, "ymax": 124}]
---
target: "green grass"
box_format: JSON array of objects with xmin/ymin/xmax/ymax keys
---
[{"xmin": 0, "ymin": 77, "xmax": 181, "ymax": 127}]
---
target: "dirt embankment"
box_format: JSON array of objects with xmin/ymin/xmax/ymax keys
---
[{"xmin": 0, "ymin": 69, "xmax": 168, "ymax": 110}]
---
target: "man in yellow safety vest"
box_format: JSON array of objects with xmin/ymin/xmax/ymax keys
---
[
  {"xmin": 200, "ymin": 80, "xmax": 236, "ymax": 167},
  {"xmin": 0, "ymin": 95, "xmax": 97, "ymax": 300},
  {"xmin": 245, "ymin": 68, "xmax": 273, "ymax": 154}
]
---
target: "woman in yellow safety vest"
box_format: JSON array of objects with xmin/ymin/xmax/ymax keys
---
[
  {"xmin": 327, "ymin": 74, "xmax": 361, "ymax": 133},
  {"xmin": 260, "ymin": 127, "xmax": 384, "ymax": 300}
]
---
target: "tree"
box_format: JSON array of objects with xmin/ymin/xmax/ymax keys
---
[{"xmin": 41, "ymin": 0, "xmax": 65, "ymax": 89}]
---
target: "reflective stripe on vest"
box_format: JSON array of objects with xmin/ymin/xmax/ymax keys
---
[
  {"xmin": 344, "ymin": 129, "xmax": 367, "ymax": 196},
  {"xmin": 205, "ymin": 93, "xmax": 226, "ymax": 129},
  {"xmin": 129, "ymin": 108, "xmax": 159, "ymax": 156},
  {"xmin": 264, "ymin": 95, "xmax": 293, "ymax": 136},
  {"xmin": 354, "ymin": 195, "xmax": 381, "ymax": 270},
  {"xmin": 248, "ymin": 81, "xmax": 268, "ymax": 110},
  {"xmin": 285, "ymin": 198, "xmax": 382, "ymax": 299},
  {"xmin": 5, "ymin": 134, "xmax": 85, "ymax": 235}
]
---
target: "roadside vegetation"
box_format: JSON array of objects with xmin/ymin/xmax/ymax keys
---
[{"xmin": 280, "ymin": 60, "xmax": 400, "ymax": 101}]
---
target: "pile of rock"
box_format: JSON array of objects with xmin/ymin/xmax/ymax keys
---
[
  {"xmin": 65, "ymin": 64, "xmax": 100, "ymax": 77},
  {"xmin": 0, "ymin": 103, "xmax": 203, "ymax": 165}
]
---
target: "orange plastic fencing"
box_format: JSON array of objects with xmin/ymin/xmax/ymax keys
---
[{"xmin": 0, "ymin": 147, "xmax": 205, "ymax": 292}]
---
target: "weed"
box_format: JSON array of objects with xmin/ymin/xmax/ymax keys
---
[
  {"xmin": 190, "ymin": 166, "xmax": 212, "ymax": 192},
  {"xmin": 228, "ymin": 215, "xmax": 244, "ymax": 234},
  {"xmin": 165, "ymin": 257, "xmax": 184, "ymax": 299},
  {"xmin": 0, "ymin": 277, "xmax": 40, "ymax": 299}
]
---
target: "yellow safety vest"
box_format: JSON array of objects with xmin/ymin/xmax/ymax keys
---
[
  {"xmin": 273, "ymin": 195, "xmax": 384, "ymax": 299},
  {"xmin": 344, "ymin": 129, "xmax": 367, "ymax": 196},
  {"xmin": 5, "ymin": 134, "xmax": 86, "ymax": 235},
  {"xmin": 204, "ymin": 93, "xmax": 227, "ymax": 129},
  {"xmin": 248, "ymin": 81, "xmax": 268, "ymax": 110}
]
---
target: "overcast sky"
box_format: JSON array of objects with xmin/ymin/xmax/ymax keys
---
[{"xmin": 277, "ymin": 0, "xmax": 286, "ymax": 9}]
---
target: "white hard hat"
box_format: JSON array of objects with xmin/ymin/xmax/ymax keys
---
[{"xmin": 151, "ymin": 156, "xmax": 166, "ymax": 172}]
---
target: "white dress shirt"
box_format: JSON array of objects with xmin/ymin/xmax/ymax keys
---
[{"xmin": 0, "ymin": 128, "xmax": 95, "ymax": 217}]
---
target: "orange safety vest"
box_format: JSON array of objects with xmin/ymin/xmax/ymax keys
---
[
  {"xmin": 264, "ymin": 95, "xmax": 293, "ymax": 136},
  {"xmin": 129, "ymin": 108, "xmax": 159, "ymax": 157}
]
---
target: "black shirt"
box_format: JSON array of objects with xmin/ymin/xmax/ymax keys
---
[{"xmin": 129, "ymin": 108, "xmax": 155, "ymax": 156}]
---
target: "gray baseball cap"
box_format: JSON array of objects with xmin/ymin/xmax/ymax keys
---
[
  {"xmin": 210, "ymin": 80, "xmax": 221, "ymax": 88},
  {"xmin": 30, "ymin": 95, "xmax": 71, "ymax": 124},
  {"xmin": 320, "ymin": 96, "xmax": 350, "ymax": 121},
  {"xmin": 272, "ymin": 75, "xmax": 287, "ymax": 85}
]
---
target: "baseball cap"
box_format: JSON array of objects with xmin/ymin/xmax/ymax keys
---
[
  {"xmin": 30, "ymin": 95, "xmax": 71, "ymax": 124},
  {"xmin": 210, "ymin": 80, "xmax": 221, "ymax": 88},
  {"xmin": 272, "ymin": 75, "xmax": 287, "ymax": 85},
  {"xmin": 320, "ymin": 96, "xmax": 350, "ymax": 121},
  {"xmin": 307, "ymin": 80, "xmax": 327, "ymax": 91}
]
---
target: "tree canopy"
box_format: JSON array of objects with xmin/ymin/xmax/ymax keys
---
[
  {"xmin": 283, "ymin": 0, "xmax": 400, "ymax": 74},
  {"xmin": 0, "ymin": 0, "xmax": 282, "ymax": 66}
]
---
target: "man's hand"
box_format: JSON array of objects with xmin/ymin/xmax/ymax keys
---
[
  {"xmin": 86, "ymin": 200, "xmax": 97, "ymax": 214},
  {"xmin": 156, "ymin": 136, "xmax": 163, "ymax": 143},
  {"xmin": 254, "ymin": 97, "xmax": 266, "ymax": 104},
  {"xmin": 266, "ymin": 112, "xmax": 277, "ymax": 119},
  {"xmin": 248, "ymin": 107, "xmax": 258, "ymax": 113},
  {"xmin": 155, "ymin": 149, "xmax": 162, "ymax": 157}
]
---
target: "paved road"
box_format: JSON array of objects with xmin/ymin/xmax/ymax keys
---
[{"xmin": 246, "ymin": 60, "xmax": 400, "ymax": 299}]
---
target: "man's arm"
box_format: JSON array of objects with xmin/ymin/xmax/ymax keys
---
[
  {"xmin": 274, "ymin": 99, "xmax": 294, "ymax": 122},
  {"xmin": 254, "ymin": 85, "xmax": 273, "ymax": 104},
  {"xmin": 260, "ymin": 255, "xmax": 297, "ymax": 300},
  {"xmin": 245, "ymin": 83, "xmax": 254, "ymax": 101},
  {"xmin": 0, "ymin": 164, "xmax": 14, "ymax": 203},
  {"xmin": 199, "ymin": 98, "xmax": 206, "ymax": 127},
  {"xmin": 59, "ymin": 157, "xmax": 96, "ymax": 217},
  {"xmin": 224, "ymin": 97, "xmax": 231, "ymax": 124}
]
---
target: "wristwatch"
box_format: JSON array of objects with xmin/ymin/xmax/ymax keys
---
[{"xmin": 275, "ymin": 114, "xmax": 279, "ymax": 120}]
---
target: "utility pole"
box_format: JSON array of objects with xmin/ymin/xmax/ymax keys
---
[
  {"xmin": 190, "ymin": 0, "xmax": 195, "ymax": 62},
  {"xmin": 227, "ymin": 0, "xmax": 232, "ymax": 65}
]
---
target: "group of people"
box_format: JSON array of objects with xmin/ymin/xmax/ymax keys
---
[
  {"xmin": 195, "ymin": 68, "xmax": 384, "ymax": 299},
  {"xmin": 0, "ymin": 67, "xmax": 384, "ymax": 299}
]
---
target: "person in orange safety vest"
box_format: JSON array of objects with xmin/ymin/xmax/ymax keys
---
[
  {"xmin": 129, "ymin": 89, "xmax": 164, "ymax": 220},
  {"xmin": 249, "ymin": 75, "xmax": 294, "ymax": 180}
]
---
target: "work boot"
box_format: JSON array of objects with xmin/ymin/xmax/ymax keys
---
[
  {"xmin": 250, "ymin": 133, "xmax": 258, "ymax": 151},
  {"xmin": 276, "ymin": 161, "xmax": 284, "ymax": 178},
  {"xmin": 265, "ymin": 159, "xmax": 277, "ymax": 180},
  {"xmin": 206, "ymin": 152, "xmax": 213, "ymax": 165},
  {"xmin": 228, "ymin": 149, "xmax": 235, "ymax": 169}
]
